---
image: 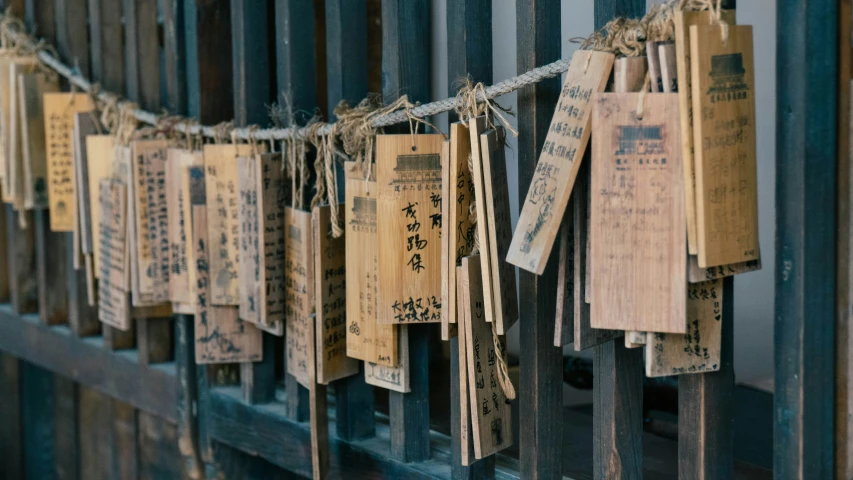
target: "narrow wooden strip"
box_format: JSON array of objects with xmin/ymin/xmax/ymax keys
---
[
  {"xmin": 6, "ymin": 205, "xmax": 37, "ymax": 314},
  {"xmin": 78, "ymin": 386, "xmax": 113, "ymax": 480},
  {"xmin": 0, "ymin": 354, "xmax": 22, "ymax": 480},
  {"xmin": 21, "ymin": 361, "xmax": 56, "ymax": 480},
  {"xmin": 53, "ymin": 376, "xmax": 80, "ymax": 480},
  {"xmin": 35, "ymin": 209, "xmax": 67, "ymax": 325},
  {"xmin": 554, "ymin": 205, "xmax": 574, "ymax": 347},
  {"xmin": 175, "ymin": 313, "xmax": 204, "ymax": 479},
  {"xmin": 307, "ymin": 313, "xmax": 330, "ymax": 479}
]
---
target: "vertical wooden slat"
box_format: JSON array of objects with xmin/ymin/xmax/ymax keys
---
[
  {"xmin": 78, "ymin": 386, "xmax": 113, "ymax": 480},
  {"xmin": 112, "ymin": 400, "xmax": 138, "ymax": 480},
  {"xmin": 776, "ymin": 0, "xmax": 838, "ymax": 477},
  {"xmin": 381, "ymin": 0, "xmax": 432, "ymax": 463},
  {"xmin": 0, "ymin": 354, "xmax": 23, "ymax": 480},
  {"xmin": 54, "ymin": 376, "xmax": 80, "ymax": 480},
  {"xmin": 6, "ymin": 206, "xmax": 38, "ymax": 314},
  {"xmin": 122, "ymin": 0, "xmax": 139, "ymax": 102},
  {"xmin": 54, "ymin": 0, "xmax": 90, "ymax": 77},
  {"xmin": 88, "ymin": 0, "xmax": 125, "ymax": 94},
  {"xmin": 0, "ymin": 194, "xmax": 8, "ymax": 302},
  {"xmin": 35, "ymin": 211, "xmax": 68, "ymax": 325},
  {"xmin": 66, "ymin": 236, "xmax": 100, "ymax": 336},
  {"xmin": 21, "ymin": 361, "xmax": 56, "ymax": 480},
  {"xmin": 175, "ymin": 314, "xmax": 203, "ymax": 479},
  {"xmin": 184, "ymin": 0, "xmax": 234, "ymax": 122},
  {"xmin": 163, "ymin": 0, "xmax": 187, "ymax": 115},
  {"xmin": 25, "ymin": 0, "xmax": 55, "ymax": 40},
  {"xmin": 515, "ymin": 0, "xmax": 562, "ymax": 478},
  {"xmin": 138, "ymin": 411, "xmax": 187, "ymax": 479},
  {"xmin": 137, "ymin": 317, "xmax": 174, "ymax": 364}
]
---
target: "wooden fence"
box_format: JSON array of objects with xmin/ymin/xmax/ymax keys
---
[{"xmin": 0, "ymin": 0, "xmax": 843, "ymax": 478}]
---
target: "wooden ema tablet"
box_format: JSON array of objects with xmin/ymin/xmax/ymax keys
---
[
  {"xmin": 647, "ymin": 41, "xmax": 662, "ymax": 93},
  {"xmin": 446, "ymin": 123, "xmax": 475, "ymax": 331},
  {"xmin": 113, "ymin": 146, "xmax": 133, "ymax": 292},
  {"xmin": 97, "ymin": 178, "xmax": 131, "ymax": 330},
  {"xmin": 237, "ymin": 155, "xmax": 260, "ymax": 323},
  {"xmin": 306, "ymin": 313, "xmax": 330, "ymax": 480},
  {"xmin": 285, "ymin": 207, "xmax": 315, "ymax": 387},
  {"xmin": 440, "ymin": 139, "xmax": 454, "ymax": 341},
  {"xmin": 0, "ymin": 50, "xmax": 12, "ymax": 184},
  {"xmin": 690, "ymin": 24, "xmax": 759, "ymax": 268},
  {"xmin": 480, "ymin": 127, "xmax": 519, "ymax": 335},
  {"xmin": 554, "ymin": 206, "xmax": 574, "ymax": 347},
  {"xmin": 344, "ymin": 161, "xmax": 397, "ymax": 366},
  {"xmin": 461, "ymin": 255, "xmax": 512, "ymax": 459},
  {"xmin": 688, "ymin": 251, "xmax": 761, "ymax": 283},
  {"xmin": 456, "ymin": 265, "xmax": 475, "ymax": 466},
  {"xmin": 191, "ymin": 171, "xmax": 262, "ymax": 364},
  {"xmin": 6, "ymin": 59, "xmax": 39, "ymax": 207},
  {"xmin": 674, "ymin": 10, "xmax": 737, "ymax": 255},
  {"xmin": 468, "ymin": 116, "xmax": 496, "ymax": 330},
  {"xmin": 313, "ymin": 203, "xmax": 358, "ymax": 384},
  {"xmin": 180, "ymin": 165, "xmax": 204, "ymax": 308},
  {"xmin": 43, "ymin": 92, "xmax": 96, "ymax": 231},
  {"xmin": 659, "ymin": 43, "xmax": 677, "ymax": 94},
  {"xmin": 0, "ymin": 56, "xmax": 36, "ymax": 201},
  {"xmin": 645, "ymin": 279, "xmax": 723, "ymax": 377},
  {"xmin": 507, "ymin": 50, "xmax": 615, "ymax": 274},
  {"xmin": 166, "ymin": 149, "xmax": 202, "ymax": 305},
  {"xmin": 364, "ymin": 324, "xmax": 410, "ymax": 393},
  {"xmin": 86, "ymin": 135, "xmax": 115, "ymax": 277},
  {"xmin": 590, "ymin": 92, "xmax": 686, "ymax": 333},
  {"xmin": 131, "ymin": 139, "xmax": 172, "ymax": 305},
  {"xmin": 376, "ymin": 134, "xmax": 444, "ymax": 324},
  {"xmin": 203, "ymin": 144, "xmax": 263, "ymax": 306},
  {"xmin": 73, "ymin": 114, "xmax": 101, "ymax": 257},
  {"xmin": 19, "ymin": 72, "xmax": 58, "ymax": 209},
  {"xmin": 256, "ymin": 153, "xmax": 287, "ymax": 335}
]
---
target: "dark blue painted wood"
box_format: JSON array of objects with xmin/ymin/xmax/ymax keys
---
[
  {"xmin": 775, "ymin": 0, "xmax": 837, "ymax": 477},
  {"xmin": 21, "ymin": 361, "xmax": 56, "ymax": 480},
  {"xmin": 163, "ymin": 0, "xmax": 187, "ymax": 115},
  {"xmin": 184, "ymin": 0, "xmax": 234, "ymax": 123},
  {"xmin": 231, "ymin": 0, "xmax": 274, "ymax": 126},
  {"xmin": 88, "ymin": 0, "xmax": 125, "ymax": 94}
]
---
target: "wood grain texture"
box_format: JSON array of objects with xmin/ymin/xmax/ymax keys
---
[
  {"xmin": 324, "ymin": 0, "xmax": 367, "ymax": 118},
  {"xmin": 307, "ymin": 313, "xmax": 330, "ymax": 479},
  {"xmin": 53, "ymin": 375, "xmax": 79, "ymax": 480},
  {"xmin": 85, "ymin": 135, "xmax": 115, "ymax": 276},
  {"xmin": 364, "ymin": 324, "xmax": 410, "ymax": 393},
  {"xmin": 167, "ymin": 149, "xmax": 202, "ymax": 305},
  {"xmin": 284, "ymin": 207, "xmax": 315, "ymax": 387},
  {"xmin": 162, "ymin": 0, "xmax": 187, "ymax": 115},
  {"xmin": 6, "ymin": 204, "xmax": 37, "ymax": 313},
  {"xmin": 256, "ymin": 153, "xmax": 286, "ymax": 335},
  {"xmin": 238, "ymin": 155, "xmax": 260, "ymax": 323},
  {"xmin": 614, "ymin": 56, "xmax": 648, "ymax": 94},
  {"xmin": 441, "ymin": 140, "xmax": 454, "ymax": 341},
  {"xmin": 230, "ymin": 0, "xmax": 272, "ymax": 126},
  {"xmin": 97, "ymin": 178, "xmax": 130, "ymax": 330},
  {"xmin": 0, "ymin": 354, "xmax": 22, "ymax": 480},
  {"xmin": 274, "ymin": 0, "xmax": 316, "ymax": 114},
  {"xmin": 183, "ymin": 0, "xmax": 233, "ymax": 122},
  {"xmin": 78, "ymin": 386, "xmax": 112, "ymax": 480},
  {"xmin": 54, "ymin": 0, "xmax": 90, "ymax": 78},
  {"xmin": 688, "ymin": 253, "xmax": 761, "ymax": 283},
  {"xmin": 456, "ymin": 265, "xmax": 476, "ymax": 466},
  {"xmin": 468, "ymin": 116, "xmax": 496, "ymax": 329},
  {"xmin": 18, "ymin": 72, "xmax": 58, "ymax": 210},
  {"xmin": 88, "ymin": 0, "xmax": 125, "ymax": 94},
  {"xmin": 659, "ymin": 43, "xmax": 677, "ymax": 94},
  {"xmin": 6, "ymin": 58, "xmax": 39, "ymax": 208},
  {"xmin": 554, "ymin": 206, "xmax": 574, "ymax": 347},
  {"xmin": 72, "ymin": 113, "xmax": 99, "ymax": 256},
  {"xmin": 647, "ymin": 41, "xmax": 662, "ymax": 93},
  {"xmin": 35, "ymin": 209, "xmax": 68, "ymax": 325},
  {"xmin": 446, "ymin": 123, "xmax": 475, "ymax": 330}
]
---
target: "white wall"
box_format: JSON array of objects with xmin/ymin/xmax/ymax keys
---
[{"xmin": 430, "ymin": 0, "xmax": 776, "ymax": 390}]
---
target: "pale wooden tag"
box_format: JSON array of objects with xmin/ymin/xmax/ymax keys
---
[
  {"xmin": 461, "ymin": 255, "xmax": 513, "ymax": 459},
  {"xmin": 376, "ymin": 134, "xmax": 444, "ymax": 324},
  {"xmin": 86, "ymin": 135, "xmax": 115, "ymax": 277},
  {"xmin": 480, "ymin": 127, "xmax": 519, "ymax": 335},
  {"xmin": 554, "ymin": 207, "xmax": 574, "ymax": 347},
  {"xmin": 0, "ymin": 51, "xmax": 12, "ymax": 184},
  {"xmin": 6, "ymin": 59, "xmax": 39, "ymax": 207},
  {"xmin": 659, "ymin": 42, "xmax": 677, "ymax": 93},
  {"xmin": 468, "ymin": 116, "xmax": 496, "ymax": 328},
  {"xmin": 166, "ymin": 149, "xmax": 202, "ymax": 305},
  {"xmin": 456, "ymin": 264, "xmax": 475, "ymax": 466},
  {"xmin": 446, "ymin": 122, "xmax": 475, "ymax": 331},
  {"xmin": 307, "ymin": 313, "xmax": 330, "ymax": 480},
  {"xmin": 690, "ymin": 24, "xmax": 759, "ymax": 268},
  {"xmin": 73, "ymin": 114, "xmax": 101, "ymax": 256},
  {"xmin": 646, "ymin": 279, "xmax": 723, "ymax": 377},
  {"xmin": 674, "ymin": 10, "xmax": 737, "ymax": 255},
  {"xmin": 191, "ymin": 169, "xmax": 263, "ymax": 364},
  {"xmin": 507, "ymin": 50, "xmax": 615, "ymax": 274},
  {"xmin": 19, "ymin": 72, "xmax": 59, "ymax": 209},
  {"xmin": 42, "ymin": 93, "xmax": 96, "ymax": 231},
  {"xmin": 203, "ymin": 144, "xmax": 263, "ymax": 305},
  {"xmin": 590, "ymin": 93, "xmax": 686, "ymax": 333},
  {"xmin": 256, "ymin": 153, "xmax": 287, "ymax": 335},
  {"xmin": 647, "ymin": 41, "xmax": 662, "ymax": 93},
  {"xmin": 285, "ymin": 206, "xmax": 315, "ymax": 387},
  {"xmin": 113, "ymin": 146, "xmax": 133, "ymax": 292},
  {"xmin": 313, "ymin": 203, "xmax": 358, "ymax": 384},
  {"xmin": 344, "ymin": 161, "xmax": 397, "ymax": 365},
  {"xmin": 237, "ymin": 155, "xmax": 260, "ymax": 323},
  {"xmin": 180, "ymin": 165, "xmax": 204, "ymax": 308},
  {"xmin": 0, "ymin": 56, "xmax": 35, "ymax": 199},
  {"xmin": 97, "ymin": 177, "xmax": 131, "ymax": 330},
  {"xmin": 440, "ymin": 140, "xmax": 453, "ymax": 340},
  {"xmin": 688, "ymin": 251, "xmax": 761, "ymax": 283},
  {"xmin": 614, "ymin": 56, "xmax": 648, "ymax": 94},
  {"xmin": 364, "ymin": 324, "xmax": 410, "ymax": 393}
]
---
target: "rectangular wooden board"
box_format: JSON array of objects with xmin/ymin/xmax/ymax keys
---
[
  {"xmin": 285, "ymin": 207, "xmax": 315, "ymax": 387},
  {"xmin": 456, "ymin": 265, "xmax": 476, "ymax": 466},
  {"xmin": 688, "ymin": 252, "xmax": 761, "ymax": 283},
  {"xmin": 43, "ymin": 92, "xmax": 96, "ymax": 231},
  {"xmin": 461, "ymin": 255, "xmax": 513, "ymax": 459},
  {"xmin": 376, "ymin": 134, "xmax": 444, "ymax": 324},
  {"xmin": 256, "ymin": 153, "xmax": 287, "ymax": 335},
  {"xmin": 344, "ymin": 161, "xmax": 397, "ymax": 365},
  {"xmin": 645, "ymin": 279, "xmax": 723, "ymax": 377},
  {"xmin": 237, "ymin": 155, "xmax": 260, "ymax": 323},
  {"xmin": 690, "ymin": 24, "xmax": 759, "ymax": 268},
  {"xmin": 507, "ymin": 50, "xmax": 615, "ymax": 274},
  {"xmin": 166, "ymin": 149, "xmax": 202, "ymax": 304},
  {"xmin": 440, "ymin": 140, "xmax": 453, "ymax": 340},
  {"xmin": 180, "ymin": 165, "xmax": 204, "ymax": 313},
  {"xmin": 113, "ymin": 146, "xmax": 133, "ymax": 292},
  {"xmin": 86, "ymin": 135, "xmax": 116, "ymax": 277},
  {"xmin": 468, "ymin": 116, "xmax": 496, "ymax": 329},
  {"xmin": 647, "ymin": 41, "xmax": 662, "ymax": 93},
  {"xmin": 659, "ymin": 42, "xmax": 677, "ymax": 94},
  {"xmin": 364, "ymin": 324, "xmax": 410, "ymax": 393},
  {"xmin": 313, "ymin": 203, "xmax": 358, "ymax": 384},
  {"xmin": 445, "ymin": 123, "xmax": 475, "ymax": 338},
  {"xmin": 97, "ymin": 178, "xmax": 130, "ymax": 330},
  {"xmin": 674, "ymin": 10, "xmax": 737, "ymax": 255},
  {"xmin": 6, "ymin": 59, "xmax": 39, "ymax": 207},
  {"xmin": 19, "ymin": 72, "xmax": 59, "ymax": 209},
  {"xmin": 73, "ymin": 114, "xmax": 101, "ymax": 255},
  {"xmin": 0, "ymin": 51, "xmax": 12, "ymax": 184},
  {"xmin": 307, "ymin": 313, "xmax": 330, "ymax": 480},
  {"xmin": 554, "ymin": 206, "xmax": 574, "ymax": 347}
]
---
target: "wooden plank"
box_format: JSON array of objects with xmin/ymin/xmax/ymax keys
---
[
  {"xmin": 0, "ymin": 354, "xmax": 22, "ymax": 480},
  {"xmin": 21, "ymin": 361, "xmax": 56, "ymax": 479},
  {"xmin": 54, "ymin": 0, "xmax": 91, "ymax": 79},
  {"xmin": 137, "ymin": 317, "xmax": 174, "ymax": 365},
  {"xmin": 554, "ymin": 206, "xmax": 574, "ymax": 347},
  {"xmin": 112, "ymin": 399, "xmax": 138, "ymax": 480},
  {"xmin": 614, "ymin": 56, "xmax": 648, "ymax": 93},
  {"xmin": 515, "ymin": 0, "xmax": 563, "ymax": 476},
  {"xmin": 162, "ymin": 0, "xmax": 187, "ymax": 115},
  {"xmin": 88, "ymin": 0, "xmax": 125, "ymax": 94},
  {"xmin": 167, "ymin": 149, "xmax": 201, "ymax": 305},
  {"xmin": 324, "ymin": 0, "xmax": 368, "ymax": 117},
  {"xmin": 364, "ymin": 324, "xmax": 410, "ymax": 393},
  {"xmin": 123, "ymin": 0, "xmax": 159, "ymax": 110},
  {"xmin": 6, "ymin": 205, "xmax": 37, "ymax": 314},
  {"xmin": 689, "ymin": 254, "xmax": 761, "ymax": 283},
  {"xmin": 589, "ymin": 92, "xmax": 686, "ymax": 333},
  {"xmin": 84, "ymin": 135, "xmax": 114, "ymax": 276},
  {"xmin": 230, "ymin": 0, "xmax": 272, "ymax": 125},
  {"xmin": 659, "ymin": 42, "xmax": 677, "ymax": 94},
  {"xmin": 175, "ymin": 313, "xmax": 204, "ymax": 479},
  {"xmin": 237, "ymin": 155, "xmax": 260, "ymax": 323},
  {"xmin": 67, "ymin": 231, "xmax": 100, "ymax": 336},
  {"xmin": 138, "ymin": 411, "xmax": 186, "ymax": 479},
  {"xmin": 35, "ymin": 208, "xmax": 68, "ymax": 325},
  {"xmin": 307, "ymin": 313, "xmax": 330, "ymax": 479},
  {"xmin": 776, "ymin": 0, "xmax": 837, "ymax": 476},
  {"xmin": 6, "ymin": 58, "xmax": 40, "ymax": 208},
  {"xmin": 284, "ymin": 206, "xmax": 315, "ymax": 387},
  {"xmin": 184, "ymin": 0, "xmax": 233, "ymax": 122},
  {"xmin": 97, "ymin": 178, "xmax": 130, "ymax": 330},
  {"xmin": 78, "ymin": 386, "xmax": 113, "ymax": 480},
  {"xmin": 53, "ymin": 376, "xmax": 80, "ymax": 480},
  {"xmin": 647, "ymin": 41, "xmax": 662, "ymax": 93},
  {"xmin": 507, "ymin": 50, "xmax": 615, "ymax": 274},
  {"xmin": 456, "ymin": 265, "xmax": 475, "ymax": 466},
  {"xmin": 255, "ymin": 153, "xmax": 286, "ymax": 335},
  {"xmin": 73, "ymin": 112, "xmax": 100, "ymax": 256},
  {"xmin": 468, "ymin": 116, "xmax": 495, "ymax": 329},
  {"xmin": 445, "ymin": 123, "xmax": 475, "ymax": 335},
  {"xmin": 274, "ymin": 0, "xmax": 316, "ymax": 113},
  {"xmin": 441, "ymin": 140, "xmax": 453, "ymax": 340}
]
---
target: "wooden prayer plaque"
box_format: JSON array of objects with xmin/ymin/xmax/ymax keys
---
[
  {"xmin": 461, "ymin": 255, "xmax": 513, "ymax": 459},
  {"xmin": 590, "ymin": 93, "xmax": 686, "ymax": 333},
  {"xmin": 468, "ymin": 116, "xmax": 496, "ymax": 329},
  {"xmin": 0, "ymin": 51, "xmax": 11, "ymax": 185},
  {"xmin": 344, "ymin": 161, "xmax": 397, "ymax": 366},
  {"xmin": 507, "ymin": 50, "xmax": 615, "ymax": 274},
  {"xmin": 646, "ymin": 279, "xmax": 723, "ymax": 377},
  {"xmin": 6, "ymin": 59, "xmax": 39, "ymax": 207},
  {"xmin": 97, "ymin": 178, "xmax": 130, "ymax": 330},
  {"xmin": 480, "ymin": 127, "xmax": 519, "ymax": 335},
  {"xmin": 441, "ymin": 140, "xmax": 453, "ymax": 340},
  {"xmin": 203, "ymin": 144, "xmax": 261, "ymax": 305},
  {"xmin": 690, "ymin": 24, "xmax": 759, "ymax": 268},
  {"xmin": 364, "ymin": 324, "xmax": 410, "ymax": 393},
  {"xmin": 554, "ymin": 207, "xmax": 574, "ymax": 347},
  {"xmin": 19, "ymin": 72, "xmax": 58, "ymax": 209},
  {"xmin": 181, "ymin": 165, "xmax": 204, "ymax": 307},
  {"xmin": 256, "ymin": 153, "xmax": 287, "ymax": 335},
  {"xmin": 113, "ymin": 146, "xmax": 133, "ymax": 292},
  {"xmin": 73, "ymin": 114, "xmax": 101, "ymax": 256},
  {"xmin": 688, "ymin": 251, "xmax": 761, "ymax": 283},
  {"xmin": 447, "ymin": 122, "xmax": 475, "ymax": 326},
  {"xmin": 86, "ymin": 135, "xmax": 115, "ymax": 277},
  {"xmin": 42, "ymin": 92, "xmax": 96, "ymax": 231},
  {"xmin": 614, "ymin": 56, "xmax": 648, "ymax": 94},
  {"xmin": 659, "ymin": 43, "xmax": 677, "ymax": 93},
  {"xmin": 313, "ymin": 203, "xmax": 358, "ymax": 384},
  {"xmin": 237, "ymin": 155, "xmax": 260, "ymax": 323},
  {"xmin": 456, "ymin": 265, "xmax": 475, "ymax": 466},
  {"xmin": 376, "ymin": 134, "xmax": 444, "ymax": 324},
  {"xmin": 191, "ymin": 171, "xmax": 262, "ymax": 364},
  {"xmin": 674, "ymin": 10, "xmax": 737, "ymax": 255},
  {"xmin": 166, "ymin": 149, "xmax": 202, "ymax": 305},
  {"xmin": 647, "ymin": 41, "xmax": 662, "ymax": 93},
  {"xmin": 285, "ymin": 207, "xmax": 315, "ymax": 387}
]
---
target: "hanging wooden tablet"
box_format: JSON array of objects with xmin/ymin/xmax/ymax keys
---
[
  {"xmin": 645, "ymin": 279, "xmax": 723, "ymax": 377},
  {"xmin": 113, "ymin": 146, "xmax": 133, "ymax": 292},
  {"xmin": 285, "ymin": 206, "xmax": 315, "ymax": 387},
  {"xmin": 440, "ymin": 140, "xmax": 454, "ymax": 340},
  {"xmin": 97, "ymin": 177, "xmax": 131, "ymax": 330},
  {"xmin": 180, "ymin": 163, "xmax": 203, "ymax": 313},
  {"xmin": 19, "ymin": 72, "xmax": 58, "ymax": 209},
  {"xmin": 659, "ymin": 43, "xmax": 677, "ymax": 94},
  {"xmin": 6, "ymin": 59, "xmax": 39, "ymax": 208},
  {"xmin": 86, "ymin": 135, "xmax": 115, "ymax": 277},
  {"xmin": 167, "ymin": 149, "xmax": 202, "ymax": 311},
  {"xmin": 203, "ymin": 144, "xmax": 263, "ymax": 306},
  {"xmin": 508, "ymin": 50, "xmax": 615, "ymax": 274},
  {"xmin": 690, "ymin": 24, "xmax": 759, "ymax": 268},
  {"xmin": 456, "ymin": 265, "xmax": 475, "ymax": 466},
  {"xmin": 614, "ymin": 57, "xmax": 648, "ymax": 94},
  {"xmin": 0, "ymin": 51, "xmax": 12, "ymax": 185},
  {"xmin": 554, "ymin": 207, "xmax": 574, "ymax": 347},
  {"xmin": 461, "ymin": 255, "xmax": 512, "ymax": 459},
  {"xmin": 688, "ymin": 252, "xmax": 761, "ymax": 283},
  {"xmin": 445, "ymin": 123, "xmax": 475, "ymax": 334},
  {"xmin": 647, "ymin": 41, "xmax": 662, "ymax": 93},
  {"xmin": 0, "ymin": 56, "xmax": 34, "ymax": 200},
  {"xmin": 625, "ymin": 331, "xmax": 647, "ymax": 349},
  {"xmin": 306, "ymin": 313, "xmax": 330, "ymax": 480},
  {"xmin": 364, "ymin": 324, "xmax": 410, "ymax": 393},
  {"xmin": 237, "ymin": 155, "xmax": 260, "ymax": 322},
  {"xmin": 191, "ymin": 168, "xmax": 263, "ymax": 364},
  {"xmin": 73, "ymin": 114, "xmax": 101, "ymax": 258},
  {"xmin": 256, "ymin": 153, "xmax": 287, "ymax": 335},
  {"xmin": 344, "ymin": 161, "xmax": 397, "ymax": 365},
  {"xmin": 313, "ymin": 203, "xmax": 358, "ymax": 384},
  {"xmin": 468, "ymin": 116, "xmax": 496, "ymax": 328},
  {"xmin": 674, "ymin": 10, "xmax": 737, "ymax": 255},
  {"xmin": 480, "ymin": 127, "xmax": 519, "ymax": 335},
  {"xmin": 590, "ymin": 92, "xmax": 686, "ymax": 333},
  {"xmin": 42, "ymin": 92, "xmax": 96, "ymax": 231},
  {"xmin": 376, "ymin": 134, "xmax": 444, "ymax": 324}
]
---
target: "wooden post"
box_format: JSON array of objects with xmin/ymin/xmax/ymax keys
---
[
  {"xmin": 20, "ymin": 361, "xmax": 56, "ymax": 479},
  {"xmin": 163, "ymin": 0, "xmax": 187, "ymax": 115},
  {"xmin": 0, "ymin": 354, "xmax": 23, "ymax": 480},
  {"xmin": 516, "ymin": 0, "xmax": 563, "ymax": 478},
  {"xmin": 776, "ymin": 0, "xmax": 837, "ymax": 477}
]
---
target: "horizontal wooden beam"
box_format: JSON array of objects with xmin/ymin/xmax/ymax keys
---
[{"xmin": 0, "ymin": 306, "xmax": 178, "ymax": 423}]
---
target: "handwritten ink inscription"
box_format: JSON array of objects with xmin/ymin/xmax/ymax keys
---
[
  {"xmin": 97, "ymin": 178, "xmax": 130, "ymax": 330},
  {"xmin": 364, "ymin": 324, "xmax": 410, "ymax": 393},
  {"xmin": 285, "ymin": 207, "xmax": 315, "ymax": 387},
  {"xmin": 132, "ymin": 140, "xmax": 172, "ymax": 304},
  {"xmin": 256, "ymin": 153, "xmax": 287, "ymax": 335},
  {"xmin": 167, "ymin": 150, "xmax": 202, "ymax": 305},
  {"xmin": 238, "ymin": 155, "xmax": 261, "ymax": 323}
]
